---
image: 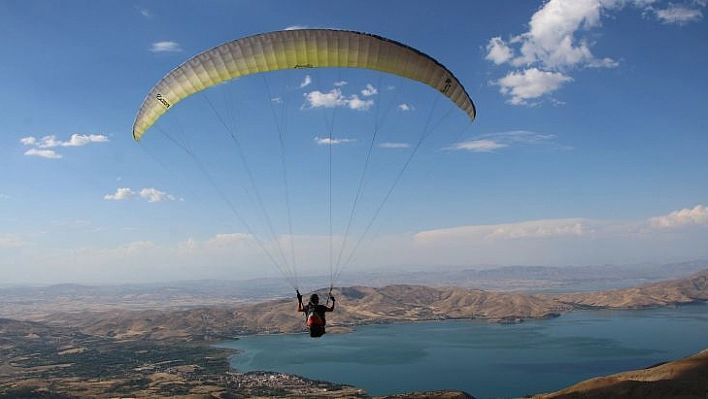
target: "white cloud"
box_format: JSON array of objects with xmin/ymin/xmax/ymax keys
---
[
  {"xmin": 21, "ymin": 133, "xmax": 108, "ymax": 148},
  {"xmin": 150, "ymin": 41, "xmax": 182, "ymax": 53},
  {"xmin": 104, "ymin": 187, "xmax": 180, "ymax": 203},
  {"xmin": 303, "ymin": 88, "xmax": 374, "ymax": 111},
  {"xmin": 63, "ymin": 134, "xmax": 109, "ymax": 147},
  {"xmin": 24, "ymin": 148, "xmax": 62, "ymax": 159},
  {"xmin": 347, "ymin": 95, "xmax": 375, "ymax": 110},
  {"xmin": 304, "ymin": 89, "xmax": 347, "ymax": 108},
  {"xmin": 649, "ymin": 205, "xmax": 708, "ymax": 228},
  {"xmin": 361, "ymin": 83, "xmax": 378, "ymax": 97},
  {"xmin": 448, "ymin": 130, "xmax": 569, "ymax": 152},
  {"xmin": 415, "ymin": 218, "xmax": 595, "ymax": 243},
  {"xmin": 314, "ymin": 136, "xmax": 356, "ymax": 145},
  {"xmin": 486, "ymin": 220, "xmax": 593, "ymax": 239},
  {"xmin": 378, "ymin": 142, "xmax": 411, "ymax": 149},
  {"xmin": 508, "ymin": 0, "xmax": 620, "ymax": 70},
  {"xmin": 334, "ymin": 81, "xmax": 348, "ymax": 87},
  {"xmin": 651, "ymin": 1, "xmax": 705, "ymax": 25},
  {"xmin": 497, "ymin": 68, "xmax": 573, "ymax": 105},
  {"xmin": 104, "ymin": 188, "xmax": 136, "ymax": 201},
  {"xmin": 20, "ymin": 134, "xmax": 108, "ymax": 159},
  {"xmin": 484, "ymin": 0, "xmax": 693, "ymax": 104},
  {"xmin": 486, "ymin": 36, "xmax": 514, "ymax": 65},
  {"xmin": 488, "ymin": 131, "xmax": 560, "ymax": 145},
  {"xmin": 448, "ymin": 139, "xmax": 507, "ymax": 152},
  {"xmin": 299, "ymin": 75, "xmax": 312, "ymax": 88},
  {"xmin": 139, "ymin": 188, "xmax": 178, "ymax": 203},
  {"xmin": 414, "ymin": 205, "xmax": 708, "ymax": 247},
  {"xmin": 284, "ymin": 25, "xmax": 308, "ymax": 30},
  {"xmin": 397, "ymin": 103, "xmax": 414, "ymax": 111},
  {"xmin": 20, "ymin": 137, "xmax": 36, "ymax": 146}
]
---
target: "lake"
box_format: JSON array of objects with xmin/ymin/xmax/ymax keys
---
[{"xmin": 217, "ymin": 305, "xmax": 708, "ymax": 398}]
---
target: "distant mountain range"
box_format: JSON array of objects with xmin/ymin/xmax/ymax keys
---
[
  {"xmin": 1, "ymin": 260, "xmax": 706, "ymax": 320},
  {"xmin": 34, "ymin": 268, "xmax": 708, "ymax": 341}
]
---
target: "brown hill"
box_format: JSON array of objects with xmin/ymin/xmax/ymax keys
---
[
  {"xmin": 42, "ymin": 285, "xmax": 572, "ymax": 341},
  {"xmin": 40, "ymin": 270, "xmax": 707, "ymax": 341},
  {"xmin": 554, "ymin": 270, "xmax": 708, "ymax": 308},
  {"xmin": 531, "ymin": 349, "xmax": 708, "ymax": 399}
]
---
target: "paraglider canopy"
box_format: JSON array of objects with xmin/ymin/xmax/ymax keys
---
[{"xmin": 133, "ymin": 29, "xmax": 475, "ymax": 141}]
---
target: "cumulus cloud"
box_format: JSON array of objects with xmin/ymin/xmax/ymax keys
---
[
  {"xmin": 104, "ymin": 187, "xmax": 180, "ymax": 203},
  {"xmin": 150, "ymin": 41, "xmax": 182, "ymax": 52},
  {"xmin": 397, "ymin": 103, "xmax": 414, "ymax": 111},
  {"xmin": 347, "ymin": 96, "xmax": 375, "ymax": 110},
  {"xmin": 304, "ymin": 88, "xmax": 347, "ymax": 108},
  {"xmin": 485, "ymin": 37, "xmax": 514, "ymax": 65},
  {"xmin": 485, "ymin": 0, "xmax": 704, "ymax": 105},
  {"xmin": 497, "ymin": 68, "xmax": 573, "ymax": 105},
  {"xmin": 486, "ymin": 0, "xmax": 620, "ymax": 71},
  {"xmin": 649, "ymin": 204, "xmax": 708, "ymax": 228},
  {"xmin": 303, "ymin": 88, "xmax": 374, "ymax": 110},
  {"xmin": 21, "ymin": 134, "xmax": 108, "ymax": 148},
  {"xmin": 21, "ymin": 134, "xmax": 107, "ymax": 158}
]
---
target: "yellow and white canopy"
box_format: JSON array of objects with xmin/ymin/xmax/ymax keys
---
[{"xmin": 132, "ymin": 29, "xmax": 476, "ymax": 140}]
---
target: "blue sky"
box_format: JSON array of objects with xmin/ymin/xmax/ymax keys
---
[{"xmin": 1, "ymin": 0, "xmax": 707, "ymax": 285}]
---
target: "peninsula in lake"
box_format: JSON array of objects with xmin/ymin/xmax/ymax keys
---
[{"xmin": 1, "ymin": 264, "xmax": 707, "ymax": 398}]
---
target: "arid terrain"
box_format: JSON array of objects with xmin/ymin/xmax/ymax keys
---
[
  {"xmin": 531, "ymin": 349, "xmax": 708, "ymax": 399},
  {"xmin": 0, "ymin": 267, "xmax": 706, "ymax": 398}
]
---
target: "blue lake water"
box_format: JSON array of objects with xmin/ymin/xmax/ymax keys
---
[{"xmin": 217, "ymin": 305, "xmax": 708, "ymax": 398}]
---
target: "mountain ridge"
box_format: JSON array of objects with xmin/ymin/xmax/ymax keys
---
[{"xmin": 34, "ymin": 269, "xmax": 708, "ymax": 341}]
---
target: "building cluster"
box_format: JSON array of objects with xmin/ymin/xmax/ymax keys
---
[{"xmin": 223, "ymin": 371, "xmax": 366, "ymax": 397}]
